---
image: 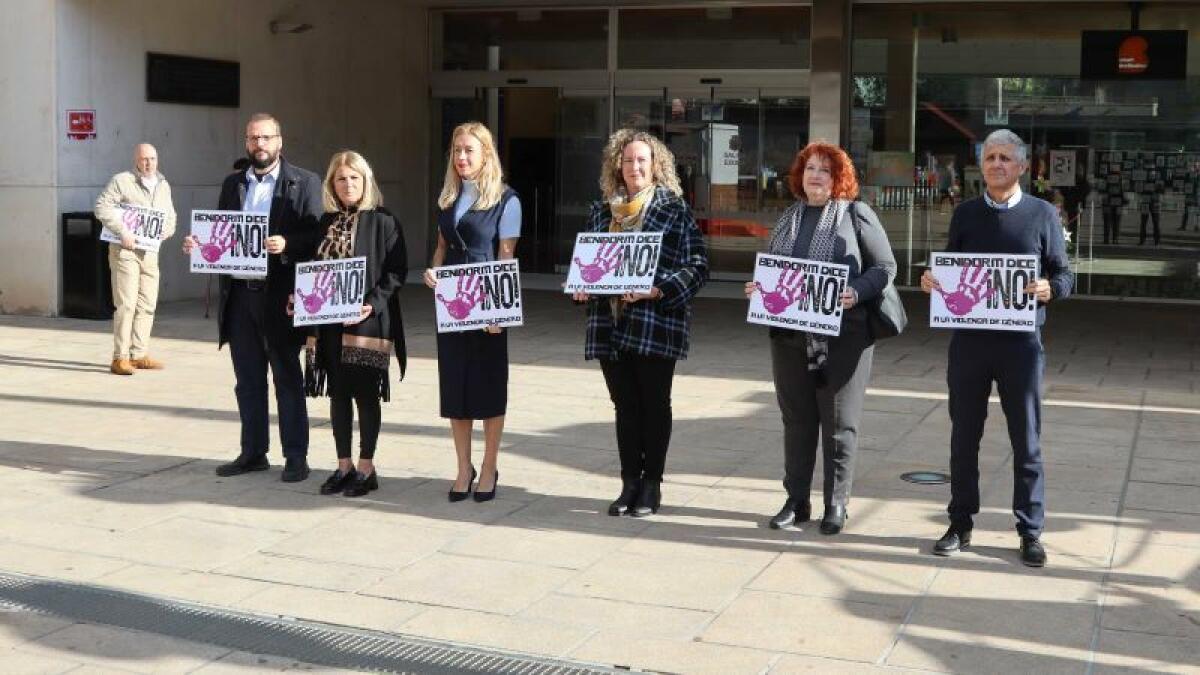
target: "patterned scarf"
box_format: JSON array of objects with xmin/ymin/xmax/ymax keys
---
[
  {"xmin": 770, "ymin": 199, "xmax": 848, "ymax": 383},
  {"xmin": 316, "ymin": 209, "xmax": 358, "ymax": 261},
  {"xmin": 607, "ymin": 184, "xmax": 655, "ymax": 319}
]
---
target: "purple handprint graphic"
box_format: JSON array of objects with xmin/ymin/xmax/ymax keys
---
[
  {"xmin": 296, "ymin": 269, "xmax": 335, "ymax": 314},
  {"xmin": 574, "ymin": 241, "xmax": 623, "ymax": 283},
  {"xmin": 437, "ymin": 273, "xmax": 485, "ymax": 320},
  {"xmin": 199, "ymin": 218, "xmax": 234, "ymax": 263},
  {"xmin": 937, "ymin": 264, "xmax": 998, "ymax": 316},
  {"xmin": 121, "ymin": 208, "xmax": 142, "ymax": 237},
  {"xmin": 754, "ymin": 268, "xmax": 809, "ymax": 315}
]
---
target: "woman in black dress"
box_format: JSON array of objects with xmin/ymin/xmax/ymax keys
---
[
  {"xmin": 424, "ymin": 122, "xmax": 521, "ymax": 503},
  {"xmin": 301, "ymin": 150, "xmax": 407, "ymax": 497}
]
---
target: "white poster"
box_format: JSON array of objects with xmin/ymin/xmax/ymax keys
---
[
  {"xmin": 189, "ymin": 210, "xmax": 269, "ymax": 276},
  {"xmin": 292, "ymin": 257, "xmax": 367, "ymax": 327},
  {"xmin": 746, "ymin": 253, "xmax": 848, "ymax": 337},
  {"xmin": 709, "ymin": 123, "xmax": 740, "ymax": 186},
  {"xmin": 99, "ymin": 205, "xmax": 168, "ymax": 252},
  {"xmin": 563, "ymin": 232, "xmax": 662, "ymax": 295},
  {"xmin": 929, "ymin": 252, "xmax": 1039, "ymax": 332},
  {"xmin": 434, "ymin": 259, "xmax": 524, "ymax": 333},
  {"xmin": 1049, "ymin": 150, "xmax": 1076, "ymax": 187}
]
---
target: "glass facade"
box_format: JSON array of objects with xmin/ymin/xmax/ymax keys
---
[
  {"xmin": 432, "ymin": 2, "xmax": 1198, "ymax": 299},
  {"xmin": 851, "ymin": 3, "xmax": 1200, "ymax": 297}
]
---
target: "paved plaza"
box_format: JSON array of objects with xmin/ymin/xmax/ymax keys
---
[{"xmin": 0, "ymin": 288, "xmax": 1197, "ymax": 674}]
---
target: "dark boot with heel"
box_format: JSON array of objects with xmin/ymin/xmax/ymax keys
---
[{"xmin": 608, "ymin": 478, "xmax": 641, "ymax": 516}]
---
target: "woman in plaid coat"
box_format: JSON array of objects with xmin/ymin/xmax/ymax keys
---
[{"xmin": 571, "ymin": 129, "xmax": 708, "ymax": 518}]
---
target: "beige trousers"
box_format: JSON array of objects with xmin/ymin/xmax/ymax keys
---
[{"xmin": 108, "ymin": 244, "xmax": 160, "ymax": 360}]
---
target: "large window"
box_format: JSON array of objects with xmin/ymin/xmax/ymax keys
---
[
  {"xmin": 618, "ymin": 6, "xmax": 811, "ymax": 70},
  {"xmin": 852, "ymin": 3, "xmax": 1200, "ymax": 298},
  {"xmin": 435, "ymin": 9, "xmax": 608, "ymax": 70}
]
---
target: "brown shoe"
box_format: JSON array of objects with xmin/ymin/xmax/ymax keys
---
[
  {"xmin": 131, "ymin": 356, "xmax": 164, "ymax": 370},
  {"xmin": 110, "ymin": 359, "xmax": 135, "ymax": 375}
]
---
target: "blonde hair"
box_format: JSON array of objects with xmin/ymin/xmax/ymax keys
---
[
  {"xmin": 437, "ymin": 122, "xmax": 505, "ymax": 211},
  {"xmin": 599, "ymin": 129, "xmax": 682, "ymax": 202},
  {"xmin": 322, "ymin": 150, "xmax": 383, "ymax": 212}
]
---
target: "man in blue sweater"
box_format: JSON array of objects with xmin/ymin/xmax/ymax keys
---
[{"xmin": 920, "ymin": 129, "xmax": 1073, "ymax": 567}]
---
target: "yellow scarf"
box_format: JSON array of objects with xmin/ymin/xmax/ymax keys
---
[
  {"xmin": 609, "ymin": 184, "xmax": 655, "ymax": 233},
  {"xmin": 607, "ymin": 185, "xmax": 655, "ymax": 319}
]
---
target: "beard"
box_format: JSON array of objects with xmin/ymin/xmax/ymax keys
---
[{"xmin": 247, "ymin": 148, "xmax": 278, "ymax": 171}]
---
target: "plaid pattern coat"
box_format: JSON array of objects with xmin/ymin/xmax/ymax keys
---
[{"xmin": 583, "ymin": 186, "xmax": 709, "ymax": 361}]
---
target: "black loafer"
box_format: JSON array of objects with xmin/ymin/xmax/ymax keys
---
[
  {"xmin": 215, "ymin": 453, "xmax": 269, "ymax": 477},
  {"xmin": 280, "ymin": 458, "xmax": 310, "ymax": 483},
  {"xmin": 1020, "ymin": 535, "xmax": 1047, "ymax": 567},
  {"xmin": 933, "ymin": 526, "xmax": 972, "ymax": 556},
  {"xmin": 608, "ymin": 478, "xmax": 641, "ymax": 516},
  {"xmin": 343, "ymin": 471, "xmax": 379, "ymax": 498},
  {"xmin": 819, "ymin": 504, "xmax": 847, "ymax": 535},
  {"xmin": 769, "ymin": 498, "xmax": 812, "ymax": 529},
  {"xmin": 319, "ymin": 468, "xmax": 356, "ymax": 495}
]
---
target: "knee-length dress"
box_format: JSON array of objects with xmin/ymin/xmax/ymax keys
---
[{"xmin": 436, "ymin": 183, "xmax": 520, "ymax": 419}]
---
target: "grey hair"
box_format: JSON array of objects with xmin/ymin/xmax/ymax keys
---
[{"xmin": 982, "ymin": 129, "xmax": 1027, "ymax": 162}]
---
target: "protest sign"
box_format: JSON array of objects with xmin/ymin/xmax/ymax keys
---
[
  {"xmin": 99, "ymin": 205, "xmax": 169, "ymax": 252},
  {"xmin": 929, "ymin": 252, "xmax": 1039, "ymax": 332},
  {"xmin": 563, "ymin": 232, "xmax": 663, "ymax": 295},
  {"xmin": 434, "ymin": 260, "xmax": 524, "ymax": 333},
  {"xmin": 746, "ymin": 253, "xmax": 849, "ymax": 337},
  {"xmin": 293, "ymin": 257, "xmax": 368, "ymax": 327},
  {"xmin": 189, "ymin": 210, "xmax": 269, "ymax": 276}
]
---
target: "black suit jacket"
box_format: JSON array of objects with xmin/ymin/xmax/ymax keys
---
[{"xmin": 216, "ymin": 158, "xmax": 324, "ymax": 347}]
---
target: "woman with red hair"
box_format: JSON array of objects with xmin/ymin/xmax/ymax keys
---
[{"xmin": 744, "ymin": 141, "xmax": 896, "ymax": 534}]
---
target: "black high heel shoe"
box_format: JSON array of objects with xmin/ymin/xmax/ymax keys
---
[
  {"xmin": 319, "ymin": 467, "xmax": 356, "ymax": 495},
  {"xmin": 343, "ymin": 470, "xmax": 379, "ymax": 498},
  {"xmin": 448, "ymin": 466, "xmax": 476, "ymax": 503},
  {"xmin": 473, "ymin": 470, "xmax": 499, "ymax": 503},
  {"xmin": 630, "ymin": 480, "xmax": 661, "ymax": 517},
  {"xmin": 608, "ymin": 478, "xmax": 641, "ymax": 516}
]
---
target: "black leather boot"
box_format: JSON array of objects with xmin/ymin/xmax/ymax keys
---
[
  {"xmin": 608, "ymin": 478, "xmax": 641, "ymax": 516},
  {"xmin": 631, "ymin": 480, "xmax": 661, "ymax": 518}
]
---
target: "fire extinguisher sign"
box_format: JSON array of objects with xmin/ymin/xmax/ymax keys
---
[{"xmin": 66, "ymin": 110, "xmax": 96, "ymax": 140}]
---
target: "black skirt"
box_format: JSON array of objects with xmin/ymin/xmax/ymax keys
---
[{"xmin": 437, "ymin": 329, "xmax": 508, "ymax": 419}]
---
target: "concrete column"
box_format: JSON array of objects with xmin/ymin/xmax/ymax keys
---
[
  {"xmin": 884, "ymin": 23, "xmax": 918, "ymax": 152},
  {"xmin": 0, "ymin": 1, "xmax": 58, "ymax": 315},
  {"xmin": 809, "ymin": 0, "xmax": 851, "ymax": 145}
]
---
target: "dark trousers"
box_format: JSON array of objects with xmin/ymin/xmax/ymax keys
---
[
  {"xmin": 1139, "ymin": 205, "xmax": 1161, "ymax": 245},
  {"xmin": 947, "ymin": 331, "xmax": 1045, "ymax": 537},
  {"xmin": 770, "ymin": 329, "xmax": 873, "ymax": 508},
  {"xmin": 227, "ymin": 285, "xmax": 308, "ymax": 459},
  {"xmin": 600, "ymin": 353, "xmax": 677, "ymax": 482},
  {"xmin": 1102, "ymin": 207, "xmax": 1121, "ymax": 244},
  {"xmin": 1180, "ymin": 206, "xmax": 1194, "ymax": 231},
  {"xmin": 329, "ymin": 367, "xmax": 382, "ymax": 460}
]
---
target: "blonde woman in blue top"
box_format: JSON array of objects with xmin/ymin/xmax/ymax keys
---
[{"xmin": 423, "ymin": 122, "xmax": 521, "ymax": 503}]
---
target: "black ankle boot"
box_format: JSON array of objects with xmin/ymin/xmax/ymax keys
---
[
  {"xmin": 608, "ymin": 478, "xmax": 641, "ymax": 516},
  {"xmin": 631, "ymin": 480, "xmax": 661, "ymax": 518}
]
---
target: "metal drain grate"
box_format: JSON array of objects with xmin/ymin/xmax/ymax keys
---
[{"xmin": 0, "ymin": 571, "xmax": 632, "ymax": 674}]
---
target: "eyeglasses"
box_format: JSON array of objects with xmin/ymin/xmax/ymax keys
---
[{"xmin": 246, "ymin": 134, "xmax": 279, "ymax": 144}]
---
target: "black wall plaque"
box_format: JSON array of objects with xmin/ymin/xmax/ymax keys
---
[{"xmin": 1080, "ymin": 31, "xmax": 1187, "ymax": 80}]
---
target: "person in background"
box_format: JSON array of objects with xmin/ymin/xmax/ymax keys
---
[{"xmin": 94, "ymin": 143, "xmax": 177, "ymax": 375}]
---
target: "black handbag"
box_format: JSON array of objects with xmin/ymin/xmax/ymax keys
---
[{"xmin": 848, "ymin": 201, "xmax": 907, "ymax": 340}]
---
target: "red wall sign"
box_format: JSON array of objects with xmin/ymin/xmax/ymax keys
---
[{"xmin": 66, "ymin": 109, "xmax": 96, "ymax": 140}]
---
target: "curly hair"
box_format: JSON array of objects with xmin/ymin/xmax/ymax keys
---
[
  {"xmin": 599, "ymin": 129, "xmax": 682, "ymax": 202},
  {"xmin": 787, "ymin": 141, "xmax": 859, "ymax": 201}
]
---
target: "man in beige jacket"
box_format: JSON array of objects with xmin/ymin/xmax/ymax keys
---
[{"xmin": 94, "ymin": 143, "xmax": 177, "ymax": 375}]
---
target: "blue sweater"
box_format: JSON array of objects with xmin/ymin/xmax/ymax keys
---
[{"xmin": 947, "ymin": 195, "xmax": 1073, "ymax": 327}]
